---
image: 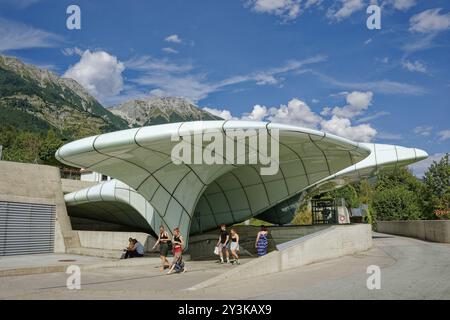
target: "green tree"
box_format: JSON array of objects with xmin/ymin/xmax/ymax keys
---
[
  {"xmin": 371, "ymin": 186, "xmax": 422, "ymax": 221},
  {"xmin": 291, "ymin": 202, "xmax": 312, "ymax": 225},
  {"xmin": 370, "ymin": 167, "xmax": 424, "ymax": 222},
  {"xmin": 422, "ymin": 153, "xmax": 450, "ymax": 219},
  {"xmin": 321, "ymin": 185, "xmax": 360, "ymax": 208},
  {"xmin": 38, "ymin": 130, "xmax": 64, "ymax": 166},
  {"xmin": 374, "ymin": 167, "xmax": 422, "ymax": 194},
  {"xmin": 354, "ymin": 179, "xmax": 373, "ymax": 205}
]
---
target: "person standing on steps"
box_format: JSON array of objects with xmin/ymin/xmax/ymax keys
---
[
  {"xmin": 229, "ymin": 228, "xmax": 240, "ymax": 265},
  {"xmin": 255, "ymin": 225, "xmax": 269, "ymax": 257},
  {"xmin": 152, "ymin": 225, "xmax": 171, "ymax": 270},
  {"xmin": 216, "ymin": 224, "xmax": 230, "ymax": 264}
]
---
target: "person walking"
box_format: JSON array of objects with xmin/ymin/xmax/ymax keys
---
[
  {"xmin": 229, "ymin": 228, "xmax": 240, "ymax": 265},
  {"xmin": 255, "ymin": 225, "xmax": 269, "ymax": 257},
  {"xmin": 152, "ymin": 225, "xmax": 171, "ymax": 270},
  {"xmin": 216, "ymin": 224, "xmax": 230, "ymax": 264},
  {"xmin": 168, "ymin": 227, "xmax": 185, "ymax": 274}
]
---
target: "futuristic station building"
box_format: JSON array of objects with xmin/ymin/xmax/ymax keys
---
[{"xmin": 56, "ymin": 121, "xmax": 428, "ymax": 244}]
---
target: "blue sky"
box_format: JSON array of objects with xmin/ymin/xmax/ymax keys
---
[{"xmin": 0, "ymin": 0, "xmax": 449, "ymax": 175}]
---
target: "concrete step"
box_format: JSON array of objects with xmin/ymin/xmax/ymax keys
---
[
  {"xmin": 67, "ymin": 247, "xmax": 191, "ymax": 260},
  {"xmin": 0, "ymin": 253, "xmax": 164, "ymax": 277}
]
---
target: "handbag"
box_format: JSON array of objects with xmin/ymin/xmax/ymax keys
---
[{"xmin": 213, "ymin": 246, "xmax": 220, "ymax": 255}]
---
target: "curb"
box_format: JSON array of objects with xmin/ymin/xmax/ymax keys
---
[{"xmin": 0, "ymin": 257, "xmax": 161, "ymax": 277}]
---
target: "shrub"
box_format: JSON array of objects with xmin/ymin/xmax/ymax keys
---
[{"xmin": 371, "ymin": 186, "xmax": 422, "ymax": 221}]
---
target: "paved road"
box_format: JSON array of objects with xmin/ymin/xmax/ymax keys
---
[{"xmin": 1, "ymin": 233, "xmax": 449, "ymax": 299}]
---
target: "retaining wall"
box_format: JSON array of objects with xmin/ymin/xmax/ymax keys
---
[
  {"xmin": 377, "ymin": 220, "xmax": 450, "ymax": 243},
  {"xmin": 189, "ymin": 224, "xmax": 372, "ymax": 289}
]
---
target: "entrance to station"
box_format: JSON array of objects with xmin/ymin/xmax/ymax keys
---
[{"xmin": 311, "ymin": 198, "xmax": 350, "ymax": 225}]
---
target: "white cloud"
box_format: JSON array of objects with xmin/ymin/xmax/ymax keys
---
[
  {"xmin": 305, "ymin": 0, "xmax": 323, "ymax": 8},
  {"xmin": 438, "ymin": 130, "xmax": 450, "ymax": 141},
  {"xmin": 135, "ymin": 74, "xmax": 216, "ymax": 103},
  {"xmin": 387, "ymin": 0, "xmax": 416, "ymax": 11},
  {"xmin": 376, "ymin": 131, "xmax": 403, "ymax": 140},
  {"xmin": 203, "ymin": 107, "xmax": 237, "ymax": 120},
  {"xmin": 267, "ymin": 99, "xmax": 322, "ymax": 127},
  {"xmin": 309, "ymin": 70, "xmax": 426, "ymax": 95},
  {"xmin": 149, "ymin": 88, "xmax": 168, "ymax": 98},
  {"xmin": 346, "ymin": 90, "xmax": 373, "ymax": 109},
  {"xmin": 402, "ymin": 60, "xmax": 427, "ymax": 73},
  {"xmin": 409, "ymin": 153, "xmax": 444, "ymax": 178},
  {"xmin": 327, "ymin": 91, "xmax": 373, "ymax": 119},
  {"xmin": 63, "ymin": 50, "xmax": 125, "ymax": 100},
  {"xmin": 414, "ymin": 126, "xmax": 433, "ymax": 136},
  {"xmin": 409, "ymin": 8, "xmax": 450, "ymax": 33},
  {"xmin": 402, "ymin": 33, "xmax": 436, "ymax": 56},
  {"xmin": 240, "ymin": 105, "xmax": 269, "ymax": 122},
  {"xmin": 130, "ymin": 55, "xmax": 325, "ymax": 102},
  {"xmin": 201, "ymin": 92, "xmax": 378, "ymax": 142},
  {"xmin": 321, "ymin": 116, "xmax": 377, "ymax": 142},
  {"xmin": 125, "ymin": 55, "xmax": 193, "ymax": 73},
  {"xmin": 356, "ymin": 111, "xmax": 390, "ymax": 123},
  {"xmin": 327, "ymin": 0, "xmax": 364, "ymax": 22},
  {"xmin": 165, "ymin": 34, "xmax": 182, "ymax": 43},
  {"xmin": 162, "ymin": 47, "xmax": 178, "ymax": 54},
  {"xmin": 248, "ymin": 0, "xmax": 301, "ymax": 20},
  {"xmin": 0, "ymin": 18, "xmax": 61, "ymax": 52},
  {"xmin": 1, "ymin": 0, "xmax": 40, "ymax": 8}
]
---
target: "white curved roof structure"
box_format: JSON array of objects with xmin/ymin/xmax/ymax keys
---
[
  {"xmin": 64, "ymin": 179, "xmax": 161, "ymax": 236},
  {"xmin": 57, "ymin": 121, "xmax": 428, "ymax": 244},
  {"xmin": 57, "ymin": 121, "xmax": 377, "ymax": 242},
  {"xmin": 256, "ymin": 143, "xmax": 428, "ymax": 224}
]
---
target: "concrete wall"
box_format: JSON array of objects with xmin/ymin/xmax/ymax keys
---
[
  {"xmin": 76, "ymin": 231, "xmax": 156, "ymax": 252},
  {"xmin": 189, "ymin": 224, "xmax": 372, "ymax": 289},
  {"xmin": 377, "ymin": 220, "xmax": 450, "ymax": 243},
  {"xmin": 0, "ymin": 161, "xmax": 80, "ymax": 253},
  {"xmin": 61, "ymin": 179, "xmax": 96, "ymax": 194}
]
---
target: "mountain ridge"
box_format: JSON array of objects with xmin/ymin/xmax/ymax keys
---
[
  {"xmin": 109, "ymin": 97, "xmax": 222, "ymax": 127},
  {"xmin": 0, "ymin": 55, "xmax": 128, "ymax": 138}
]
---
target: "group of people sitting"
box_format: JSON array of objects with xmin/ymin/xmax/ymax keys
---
[
  {"xmin": 122, "ymin": 238, "xmax": 145, "ymax": 258},
  {"xmin": 216, "ymin": 224, "xmax": 269, "ymax": 264},
  {"xmin": 123, "ymin": 224, "xmax": 270, "ymax": 274},
  {"xmin": 122, "ymin": 226, "xmax": 186, "ymax": 275}
]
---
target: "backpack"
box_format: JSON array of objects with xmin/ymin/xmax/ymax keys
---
[{"xmin": 174, "ymin": 258, "xmax": 185, "ymax": 272}]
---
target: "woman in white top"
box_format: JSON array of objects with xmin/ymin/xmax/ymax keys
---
[{"xmin": 229, "ymin": 228, "xmax": 240, "ymax": 265}]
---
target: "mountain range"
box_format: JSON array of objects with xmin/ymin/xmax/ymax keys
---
[
  {"xmin": 0, "ymin": 55, "xmax": 221, "ymax": 139},
  {"xmin": 110, "ymin": 97, "xmax": 221, "ymax": 127}
]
